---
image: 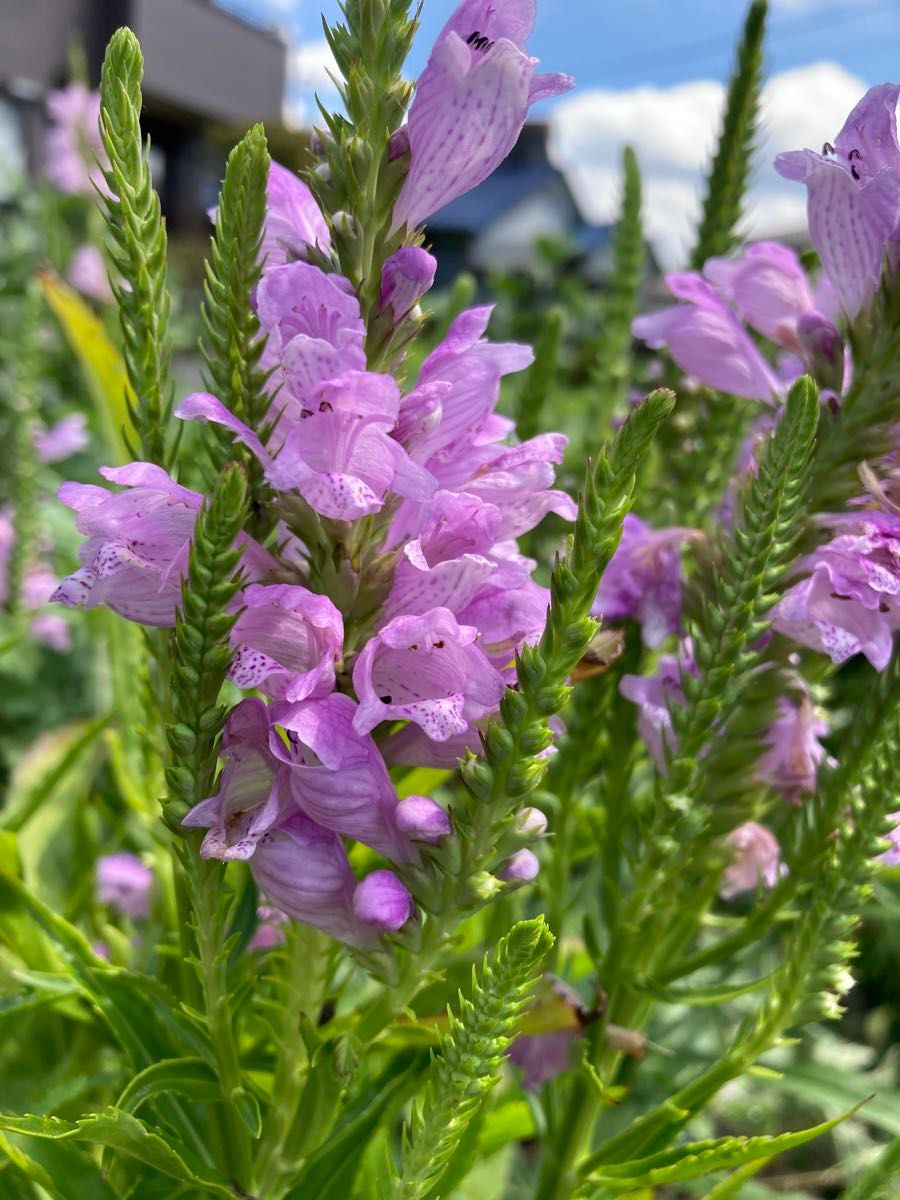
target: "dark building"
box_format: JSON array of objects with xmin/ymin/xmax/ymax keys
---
[
  {"xmin": 0, "ymin": 0, "xmax": 286, "ymax": 229},
  {"xmin": 426, "ymin": 123, "xmax": 617, "ymax": 288}
]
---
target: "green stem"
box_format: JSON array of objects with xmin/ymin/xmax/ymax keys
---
[
  {"xmin": 255, "ymin": 927, "xmax": 329, "ymax": 1198},
  {"xmin": 186, "ymin": 852, "xmax": 254, "ymax": 1189}
]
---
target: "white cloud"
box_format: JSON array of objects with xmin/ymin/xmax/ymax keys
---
[
  {"xmin": 550, "ymin": 61, "xmax": 868, "ymax": 267},
  {"xmin": 283, "ymin": 39, "xmax": 340, "ymax": 128},
  {"xmin": 288, "ymin": 39, "xmax": 339, "ymax": 92}
]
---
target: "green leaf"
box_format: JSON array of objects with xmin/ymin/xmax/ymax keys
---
[
  {"xmin": 638, "ymin": 972, "xmax": 777, "ymax": 1006},
  {"xmin": 839, "ymin": 1132, "xmax": 900, "ymax": 1200},
  {"xmin": 0, "ymin": 1109, "xmax": 233, "ymax": 1197},
  {"xmin": 116, "ymin": 1058, "xmax": 223, "ymax": 1116},
  {"xmin": 578, "ymin": 1101, "xmax": 864, "ymax": 1194},
  {"xmin": 394, "ymin": 767, "xmax": 453, "ymax": 800},
  {"xmin": 704, "ymin": 1157, "xmax": 771, "ymax": 1199},
  {"xmin": 0, "ymin": 1131, "xmax": 117, "ymax": 1200},
  {"xmin": 39, "ymin": 271, "xmax": 134, "ymax": 463},
  {"xmin": 287, "ymin": 1061, "xmax": 423, "ymax": 1200},
  {"xmin": 766, "ymin": 1062, "xmax": 900, "ymax": 1137},
  {"xmin": 0, "ymin": 871, "xmax": 213, "ymax": 1070},
  {"xmin": 1, "ymin": 716, "xmax": 110, "ymax": 834},
  {"xmin": 0, "ymin": 981, "xmax": 80, "ymax": 1026},
  {"xmin": 117, "ymin": 1058, "xmax": 262, "ymax": 1140}
]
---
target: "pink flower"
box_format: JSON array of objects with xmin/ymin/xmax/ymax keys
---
[
  {"xmin": 392, "ymin": 0, "xmax": 574, "ymax": 230},
  {"xmin": 620, "ymin": 648, "xmax": 692, "ymax": 772},
  {"xmin": 274, "ymin": 693, "xmax": 416, "ymax": 862},
  {"xmin": 593, "ymin": 515, "xmax": 696, "ymax": 648},
  {"xmin": 96, "ymin": 853, "xmax": 154, "ymax": 919},
  {"xmin": 633, "ymin": 273, "xmax": 782, "ymax": 403},
  {"xmin": 757, "ymin": 694, "xmax": 830, "ymax": 798},
  {"xmin": 45, "ymin": 85, "xmax": 109, "ymax": 196},
  {"xmin": 775, "ymin": 84, "xmax": 900, "ymax": 317},
  {"xmin": 774, "ymin": 510, "xmax": 900, "ymax": 671},
  {"xmin": 261, "ymin": 161, "xmax": 330, "ymax": 269},
  {"xmin": 878, "ymin": 813, "xmax": 900, "ymax": 867},
  {"xmin": 720, "ymin": 822, "xmax": 784, "ymax": 899},
  {"xmin": 51, "ymin": 463, "xmax": 276, "ymax": 627},
  {"xmin": 704, "ymin": 241, "xmax": 822, "ymax": 352},
  {"xmin": 380, "ymin": 247, "xmax": 437, "ymax": 322},
  {"xmin": 229, "ymin": 584, "xmax": 343, "ymax": 703},
  {"xmin": 68, "ymin": 245, "xmax": 113, "ymax": 305},
  {"xmin": 34, "ymin": 414, "xmax": 89, "ymax": 464},
  {"xmin": 250, "ymin": 813, "xmax": 410, "ymax": 947},
  {"xmin": 352, "ymin": 607, "xmax": 506, "ymax": 742},
  {"xmin": 353, "ymin": 870, "xmax": 415, "ymax": 931},
  {"xmin": 182, "ymin": 699, "xmax": 293, "ymax": 861}
]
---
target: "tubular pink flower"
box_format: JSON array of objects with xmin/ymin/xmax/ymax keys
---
[
  {"xmin": 352, "ymin": 870, "xmax": 416, "ymax": 932},
  {"xmin": 774, "ymin": 84, "xmax": 900, "ymax": 317},
  {"xmin": 51, "ymin": 463, "xmax": 275, "ymax": 627},
  {"xmin": 774, "ymin": 510, "xmax": 900, "ymax": 670},
  {"xmin": 352, "ymin": 606, "xmax": 506, "ymax": 742},
  {"xmin": 393, "ymin": 0, "xmax": 574, "ymax": 230},
  {"xmin": 45, "ymin": 85, "xmax": 110, "ymax": 197},
  {"xmin": 229, "ymin": 583, "xmax": 343, "ymax": 703},
  {"xmin": 720, "ymin": 822, "xmax": 784, "ymax": 899},
  {"xmin": 273, "ymin": 693, "xmax": 415, "ymax": 863},
  {"xmin": 250, "ymin": 812, "xmax": 378, "ymax": 947},
  {"xmin": 261, "ymin": 161, "xmax": 330, "ymax": 269},
  {"xmin": 182, "ymin": 699, "xmax": 293, "ymax": 861},
  {"xmin": 633, "ymin": 273, "xmax": 782, "ymax": 403},
  {"xmin": 380, "ymin": 247, "xmax": 437, "ymax": 321},
  {"xmin": 757, "ymin": 694, "xmax": 830, "ymax": 798},
  {"xmin": 96, "ymin": 853, "xmax": 154, "ymax": 919}
]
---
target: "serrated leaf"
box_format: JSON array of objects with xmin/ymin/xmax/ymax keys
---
[
  {"xmin": 0, "ymin": 1109, "xmax": 232, "ymax": 1197},
  {"xmin": 578, "ymin": 1100, "xmax": 864, "ymax": 1194},
  {"xmin": 287, "ymin": 1059, "xmax": 424, "ymax": 1199},
  {"xmin": 0, "ymin": 871, "xmax": 213, "ymax": 1069},
  {"xmin": 0, "ymin": 1131, "xmax": 117, "ymax": 1200}
]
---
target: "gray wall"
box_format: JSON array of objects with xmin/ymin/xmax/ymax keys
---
[
  {"xmin": 132, "ymin": 0, "xmax": 285, "ymax": 124},
  {"xmin": 0, "ymin": 0, "xmax": 93, "ymax": 91}
]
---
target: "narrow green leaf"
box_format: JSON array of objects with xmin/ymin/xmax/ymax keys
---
[
  {"xmin": 1, "ymin": 716, "xmax": 111, "ymax": 833},
  {"xmin": 0, "ymin": 1131, "xmax": 117, "ymax": 1200},
  {"xmin": 579, "ymin": 1101, "xmax": 864, "ymax": 1192},
  {"xmin": 638, "ymin": 972, "xmax": 776, "ymax": 1006},
  {"xmin": 839, "ymin": 1133, "xmax": 900, "ymax": 1200},
  {"xmin": 0, "ymin": 1109, "xmax": 233, "ymax": 1198}
]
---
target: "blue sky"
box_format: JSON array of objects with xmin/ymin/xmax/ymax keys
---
[{"xmin": 219, "ymin": 0, "xmax": 900, "ymax": 264}]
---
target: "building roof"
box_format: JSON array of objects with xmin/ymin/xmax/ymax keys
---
[{"xmin": 427, "ymin": 160, "xmax": 571, "ymax": 233}]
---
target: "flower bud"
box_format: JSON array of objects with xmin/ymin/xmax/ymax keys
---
[
  {"xmin": 395, "ymin": 795, "xmax": 451, "ymax": 844},
  {"xmin": 353, "ymin": 870, "xmax": 415, "ymax": 932},
  {"xmin": 501, "ymin": 848, "xmax": 540, "ymax": 886},
  {"xmin": 516, "ymin": 807, "xmax": 548, "ymax": 837},
  {"xmin": 380, "ymin": 247, "xmax": 437, "ymax": 323}
]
